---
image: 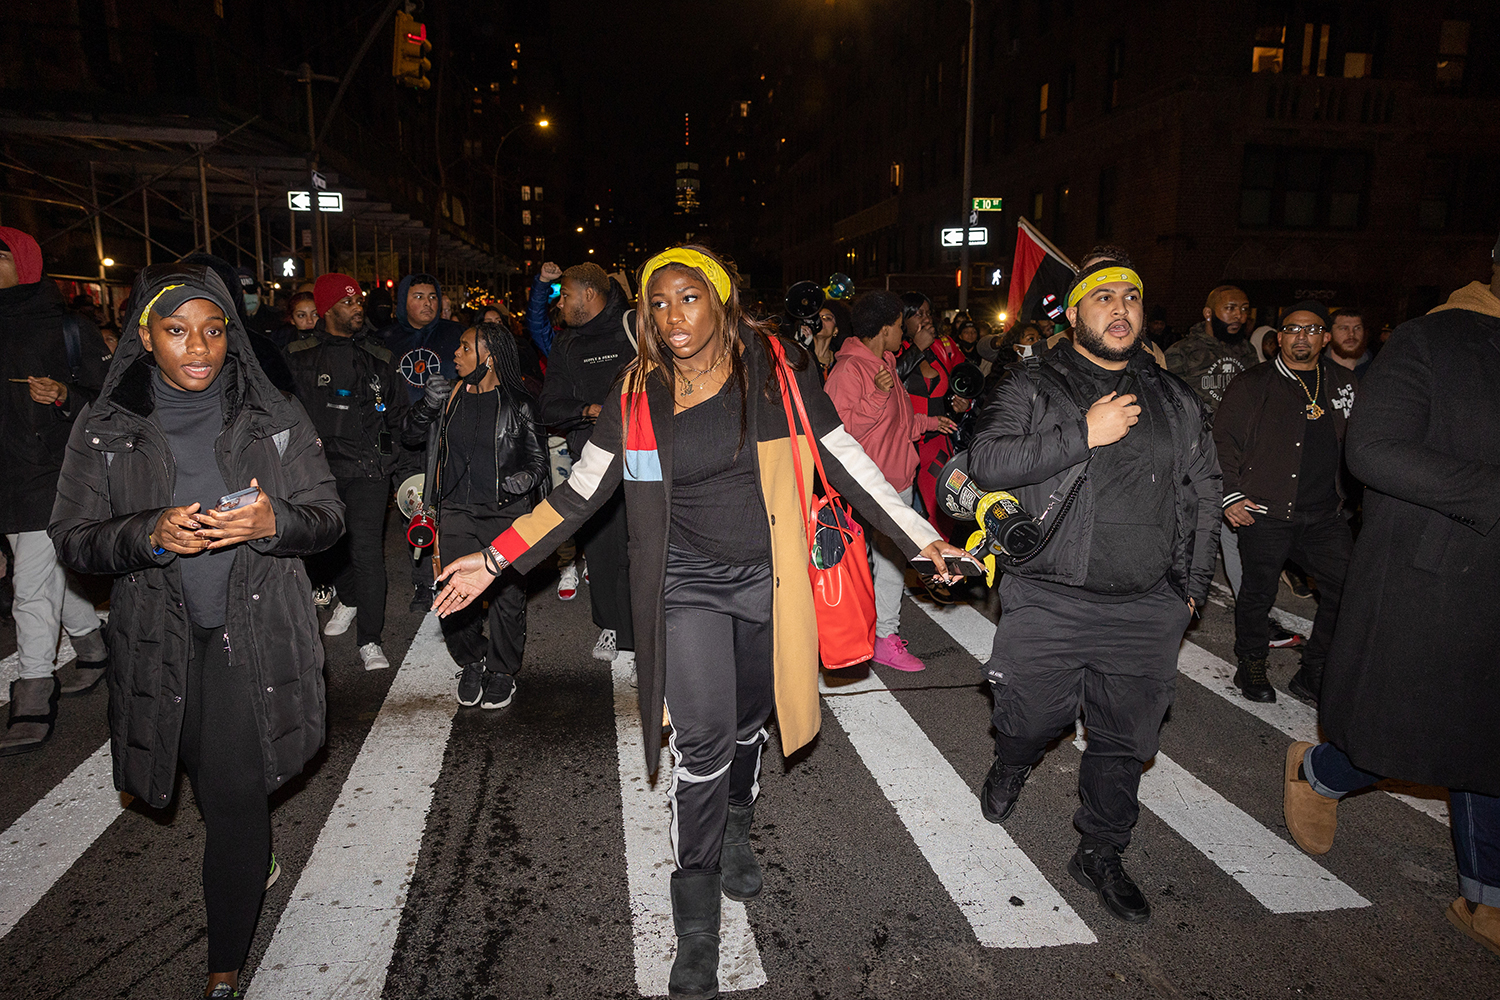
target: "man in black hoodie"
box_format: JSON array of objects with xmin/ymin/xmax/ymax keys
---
[
  {"xmin": 538, "ymin": 262, "xmax": 635, "ymax": 663},
  {"xmin": 0, "ymin": 226, "xmax": 112, "ymax": 754}
]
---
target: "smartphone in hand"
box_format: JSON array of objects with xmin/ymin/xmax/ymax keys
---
[
  {"xmin": 217, "ymin": 487, "xmax": 261, "ymax": 512},
  {"xmin": 910, "ymin": 554, "xmax": 986, "ymax": 577}
]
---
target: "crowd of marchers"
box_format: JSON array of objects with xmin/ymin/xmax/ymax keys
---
[{"xmin": 0, "ymin": 218, "xmax": 1496, "ymax": 999}]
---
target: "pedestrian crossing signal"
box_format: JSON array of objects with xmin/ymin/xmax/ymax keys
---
[
  {"xmin": 271, "ymin": 255, "xmax": 304, "ymax": 279},
  {"xmin": 392, "ymin": 11, "xmax": 432, "ymax": 91}
]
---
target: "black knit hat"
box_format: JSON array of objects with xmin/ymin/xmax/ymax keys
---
[{"xmin": 1279, "ymin": 299, "xmax": 1331, "ymax": 328}]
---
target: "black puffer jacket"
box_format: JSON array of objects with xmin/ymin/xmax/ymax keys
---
[
  {"xmin": 967, "ymin": 344, "xmax": 1222, "ymax": 605},
  {"xmin": 49, "ymin": 264, "xmax": 344, "ymax": 807},
  {"xmin": 537, "ymin": 280, "xmax": 632, "ymax": 458},
  {"xmin": 403, "ymin": 380, "xmax": 549, "ymax": 513}
]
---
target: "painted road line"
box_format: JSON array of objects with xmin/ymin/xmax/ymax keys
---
[
  {"xmin": 1177, "ymin": 642, "xmax": 1449, "ymax": 826},
  {"xmin": 252, "ymin": 613, "xmax": 458, "ymax": 998},
  {"xmin": 0, "ymin": 741, "xmax": 123, "ymax": 939},
  {"xmin": 820, "ymin": 667, "xmax": 1097, "ymax": 949},
  {"xmin": 1209, "ymin": 580, "xmax": 1313, "ymax": 636},
  {"xmin": 915, "ymin": 600, "xmax": 995, "ymax": 662},
  {"xmin": 613, "ymin": 657, "xmax": 766, "ymax": 997}
]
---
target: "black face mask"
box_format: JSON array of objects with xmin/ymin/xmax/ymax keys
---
[
  {"xmin": 462, "ymin": 360, "xmax": 491, "ymax": 386},
  {"xmin": 1210, "ymin": 314, "xmax": 1246, "ymax": 343}
]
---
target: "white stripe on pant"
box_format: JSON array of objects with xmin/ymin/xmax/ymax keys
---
[{"xmin": 5, "ymin": 530, "xmax": 99, "ymax": 681}]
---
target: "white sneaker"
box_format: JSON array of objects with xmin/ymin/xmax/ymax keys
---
[
  {"xmin": 324, "ymin": 602, "xmax": 357, "ymax": 636},
  {"xmin": 557, "ymin": 562, "xmax": 579, "ymax": 601},
  {"xmin": 615, "ymin": 649, "xmax": 638, "ymax": 689},
  {"xmin": 358, "ymin": 643, "xmax": 390, "ymax": 670},
  {"xmin": 592, "ymin": 628, "xmax": 616, "ymax": 661}
]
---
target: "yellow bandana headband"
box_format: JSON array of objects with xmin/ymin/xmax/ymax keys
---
[
  {"xmin": 1067, "ymin": 267, "xmax": 1143, "ymax": 309},
  {"xmin": 638, "ymin": 248, "xmax": 733, "ymax": 305},
  {"xmin": 137, "ymin": 284, "xmax": 186, "ymax": 328}
]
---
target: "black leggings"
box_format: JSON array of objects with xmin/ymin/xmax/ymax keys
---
[
  {"xmin": 179, "ymin": 623, "xmax": 270, "ymax": 974},
  {"xmin": 436, "ymin": 503, "xmax": 526, "ymax": 674},
  {"xmin": 662, "ymin": 547, "xmax": 775, "ymax": 874}
]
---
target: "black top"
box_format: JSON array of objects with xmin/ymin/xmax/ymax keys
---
[
  {"xmin": 1059, "ymin": 349, "xmax": 1175, "ymax": 600},
  {"xmin": 151, "ymin": 372, "xmax": 232, "ymax": 628},
  {"xmin": 1292, "ymin": 367, "xmax": 1341, "ymax": 513},
  {"xmin": 670, "ymin": 379, "xmax": 771, "ymax": 566},
  {"xmin": 441, "ymin": 387, "xmax": 499, "ymax": 505}
]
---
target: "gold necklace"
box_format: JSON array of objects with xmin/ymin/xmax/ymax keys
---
[
  {"xmin": 676, "ymin": 348, "xmax": 729, "ymax": 396},
  {"xmin": 1294, "ymin": 363, "xmax": 1324, "ymax": 420}
]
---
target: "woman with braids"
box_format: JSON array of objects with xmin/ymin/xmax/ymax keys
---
[
  {"xmin": 433, "ymin": 245, "xmax": 972, "ymax": 999},
  {"xmin": 404, "ymin": 320, "xmax": 548, "ymax": 709}
]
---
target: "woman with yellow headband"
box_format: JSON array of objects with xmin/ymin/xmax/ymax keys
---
[{"xmin": 434, "ymin": 244, "xmax": 972, "ymax": 999}]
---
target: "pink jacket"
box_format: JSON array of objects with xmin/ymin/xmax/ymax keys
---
[{"xmin": 824, "ymin": 336, "xmax": 944, "ymax": 492}]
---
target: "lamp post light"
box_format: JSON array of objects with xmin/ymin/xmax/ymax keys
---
[{"xmin": 490, "ymin": 118, "xmax": 550, "ymax": 297}]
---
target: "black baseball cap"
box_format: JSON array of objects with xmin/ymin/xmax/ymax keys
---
[{"xmin": 1279, "ymin": 299, "xmax": 1331, "ymax": 328}]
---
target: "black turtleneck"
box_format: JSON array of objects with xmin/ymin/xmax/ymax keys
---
[{"xmin": 151, "ymin": 371, "xmax": 232, "ymax": 628}]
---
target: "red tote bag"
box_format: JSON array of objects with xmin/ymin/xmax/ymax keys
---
[{"xmin": 770, "ymin": 340, "xmax": 877, "ymax": 668}]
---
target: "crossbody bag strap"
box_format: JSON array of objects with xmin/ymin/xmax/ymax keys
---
[{"xmin": 768, "ymin": 339, "xmax": 813, "ymax": 536}]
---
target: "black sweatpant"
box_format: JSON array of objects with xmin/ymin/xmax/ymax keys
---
[
  {"xmin": 437, "ymin": 502, "xmax": 527, "ymax": 674},
  {"xmin": 1234, "ymin": 509, "xmax": 1352, "ymax": 668},
  {"xmin": 577, "ymin": 485, "xmax": 633, "ymax": 651},
  {"xmin": 662, "ymin": 546, "xmax": 774, "ymax": 874},
  {"xmin": 986, "ymin": 575, "xmax": 1191, "ymax": 850},
  {"xmin": 178, "ymin": 622, "xmax": 270, "ymax": 974},
  {"xmin": 323, "ymin": 477, "xmax": 390, "ymax": 646}
]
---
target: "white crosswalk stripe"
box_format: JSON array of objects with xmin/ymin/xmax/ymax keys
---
[{"xmin": 612, "ymin": 658, "xmax": 767, "ymax": 996}]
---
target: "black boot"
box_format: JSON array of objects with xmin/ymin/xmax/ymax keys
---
[
  {"xmin": 1287, "ymin": 661, "xmax": 1322, "ymax": 707},
  {"xmin": 1233, "ymin": 655, "xmax": 1276, "ymax": 703},
  {"xmin": 979, "ymin": 759, "xmax": 1032, "ymax": 824},
  {"xmin": 0, "ymin": 676, "xmax": 61, "ymax": 756},
  {"xmin": 669, "ymin": 871, "xmax": 721, "ymax": 1000},
  {"xmin": 720, "ymin": 804, "xmax": 762, "ymax": 901},
  {"xmin": 1069, "ymin": 840, "xmax": 1151, "ymax": 923}
]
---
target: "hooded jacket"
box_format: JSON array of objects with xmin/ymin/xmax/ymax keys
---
[
  {"xmin": 49, "ymin": 264, "xmax": 344, "ymax": 807},
  {"xmin": 0, "ymin": 269, "xmax": 110, "ymax": 533},
  {"xmin": 537, "ymin": 280, "xmax": 632, "ymax": 458},
  {"xmin": 378, "ymin": 273, "xmax": 463, "ymax": 405},
  {"xmin": 1163, "ymin": 319, "xmax": 1261, "ymax": 414}
]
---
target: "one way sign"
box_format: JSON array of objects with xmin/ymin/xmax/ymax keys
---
[
  {"xmin": 940, "ymin": 226, "xmax": 988, "ymax": 247},
  {"xmin": 287, "ymin": 191, "xmax": 344, "ymax": 213}
]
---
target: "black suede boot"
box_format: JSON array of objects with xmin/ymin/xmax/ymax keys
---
[
  {"xmin": 1233, "ymin": 654, "xmax": 1276, "ymax": 703},
  {"xmin": 1287, "ymin": 661, "xmax": 1322, "ymax": 706},
  {"xmin": 720, "ymin": 804, "xmax": 762, "ymax": 901},
  {"xmin": 668, "ymin": 871, "xmax": 721, "ymax": 1000}
]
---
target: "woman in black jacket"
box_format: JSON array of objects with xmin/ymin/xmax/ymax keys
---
[
  {"xmin": 404, "ymin": 321, "xmax": 548, "ymax": 709},
  {"xmin": 49, "ymin": 264, "xmax": 344, "ymax": 998}
]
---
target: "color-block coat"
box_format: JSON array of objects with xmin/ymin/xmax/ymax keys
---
[{"xmin": 491, "ymin": 329, "xmax": 941, "ymax": 773}]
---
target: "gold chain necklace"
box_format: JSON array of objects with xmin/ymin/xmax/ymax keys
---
[
  {"xmin": 1294, "ymin": 363, "xmax": 1324, "ymax": 420},
  {"xmin": 676, "ymin": 349, "xmax": 729, "ymax": 396}
]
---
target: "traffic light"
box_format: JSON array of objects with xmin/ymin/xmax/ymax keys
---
[{"xmin": 393, "ymin": 11, "xmax": 432, "ymax": 90}]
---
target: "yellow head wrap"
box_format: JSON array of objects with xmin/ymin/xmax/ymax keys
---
[
  {"xmin": 638, "ymin": 248, "xmax": 733, "ymax": 305},
  {"xmin": 136, "ymin": 284, "xmax": 186, "ymax": 328},
  {"xmin": 1066, "ymin": 267, "xmax": 1143, "ymax": 309}
]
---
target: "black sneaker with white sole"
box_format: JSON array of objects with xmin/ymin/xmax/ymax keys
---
[
  {"xmin": 456, "ymin": 662, "xmax": 485, "ymax": 706},
  {"xmin": 480, "ymin": 671, "xmax": 516, "ymax": 709}
]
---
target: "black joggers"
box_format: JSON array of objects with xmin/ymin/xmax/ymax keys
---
[
  {"xmin": 437, "ymin": 502, "xmax": 527, "ymax": 675},
  {"xmin": 1233, "ymin": 509, "xmax": 1352, "ymax": 667},
  {"xmin": 327, "ymin": 476, "xmax": 390, "ymax": 647},
  {"xmin": 179, "ymin": 622, "xmax": 270, "ymax": 975}
]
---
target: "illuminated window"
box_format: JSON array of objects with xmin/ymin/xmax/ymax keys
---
[
  {"xmin": 521, "ymin": 186, "xmax": 531, "ymax": 201},
  {"xmin": 1037, "ymin": 83, "xmax": 1049, "ymax": 139},
  {"xmin": 890, "ymin": 161, "xmax": 902, "ymax": 191},
  {"xmin": 1300, "ymin": 23, "xmax": 1330, "ymax": 76},
  {"xmin": 521, "ymin": 210, "xmax": 532, "ymax": 226},
  {"xmin": 533, "ymin": 186, "xmax": 543, "ymax": 202},
  {"xmin": 739, "ymin": 101, "xmax": 750, "ymax": 117},
  {"xmin": 1252, "ymin": 24, "xmax": 1285, "ymax": 73},
  {"xmin": 1343, "ymin": 53, "xmax": 1373, "ymax": 78},
  {"xmin": 1437, "ymin": 20, "xmax": 1469, "ymax": 91}
]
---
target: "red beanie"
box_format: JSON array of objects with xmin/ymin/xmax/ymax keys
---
[
  {"xmin": 0, "ymin": 226, "xmax": 44, "ymax": 284},
  {"xmin": 314, "ymin": 272, "xmax": 361, "ymax": 315}
]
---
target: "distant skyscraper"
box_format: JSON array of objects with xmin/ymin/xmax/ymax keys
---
[{"xmin": 675, "ymin": 114, "xmax": 700, "ymax": 241}]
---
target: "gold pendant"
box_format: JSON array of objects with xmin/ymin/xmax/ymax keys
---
[
  {"xmin": 681, "ymin": 381, "xmax": 694, "ymax": 396},
  {"xmin": 1306, "ymin": 402, "xmax": 1324, "ymax": 420}
]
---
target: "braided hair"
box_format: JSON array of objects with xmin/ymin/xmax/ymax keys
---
[{"xmin": 476, "ymin": 321, "xmax": 530, "ymax": 399}]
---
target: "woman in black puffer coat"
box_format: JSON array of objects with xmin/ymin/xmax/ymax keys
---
[{"xmin": 49, "ymin": 263, "xmax": 344, "ymax": 998}]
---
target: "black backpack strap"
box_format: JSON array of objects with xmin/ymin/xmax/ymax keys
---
[{"xmin": 62, "ymin": 313, "xmax": 82, "ymax": 382}]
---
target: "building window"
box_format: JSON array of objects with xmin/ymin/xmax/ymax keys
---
[
  {"xmin": 1239, "ymin": 146, "xmax": 1370, "ymax": 229},
  {"xmin": 524, "ymin": 235, "xmax": 533, "ymax": 250},
  {"xmin": 521, "ymin": 185, "xmax": 531, "ymax": 201},
  {"xmin": 1037, "ymin": 83, "xmax": 1050, "ymax": 139},
  {"xmin": 890, "ymin": 161, "xmax": 902, "ymax": 193},
  {"xmin": 1300, "ymin": 22, "xmax": 1331, "ymax": 76},
  {"xmin": 521, "ymin": 209, "xmax": 532, "ymax": 226},
  {"xmin": 1096, "ymin": 166, "xmax": 1117, "ymax": 240},
  {"xmin": 535, "ymin": 237, "xmax": 545, "ymax": 255},
  {"xmin": 1031, "ymin": 190, "xmax": 1044, "ymax": 223},
  {"xmin": 1106, "ymin": 40, "xmax": 1124, "ymax": 110},
  {"xmin": 1252, "ymin": 23, "xmax": 1285, "ymax": 73},
  {"xmin": 533, "ymin": 186, "xmax": 543, "ymax": 203},
  {"xmin": 1417, "ymin": 155, "xmax": 1500, "ymax": 232},
  {"xmin": 1436, "ymin": 20, "xmax": 1469, "ymax": 91},
  {"xmin": 739, "ymin": 101, "xmax": 750, "ymax": 117},
  {"xmin": 1418, "ymin": 157, "xmax": 1454, "ymax": 231},
  {"xmin": 1343, "ymin": 52, "xmax": 1373, "ymax": 78}
]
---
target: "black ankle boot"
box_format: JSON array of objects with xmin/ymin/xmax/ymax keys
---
[
  {"xmin": 720, "ymin": 804, "xmax": 762, "ymax": 901},
  {"xmin": 979, "ymin": 759, "xmax": 1032, "ymax": 824},
  {"xmin": 1287, "ymin": 662, "xmax": 1322, "ymax": 706},
  {"xmin": 669, "ymin": 871, "xmax": 721, "ymax": 1000},
  {"xmin": 1233, "ymin": 655, "xmax": 1276, "ymax": 703}
]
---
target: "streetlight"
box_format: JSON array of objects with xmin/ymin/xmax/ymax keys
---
[
  {"xmin": 101, "ymin": 257, "xmax": 115, "ymax": 267},
  {"xmin": 490, "ymin": 117, "xmax": 550, "ymax": 298}
]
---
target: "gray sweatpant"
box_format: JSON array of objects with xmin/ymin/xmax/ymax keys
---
[{"xmin": 6, "ymin": 530, "xmax": 101, "ymax": 680}]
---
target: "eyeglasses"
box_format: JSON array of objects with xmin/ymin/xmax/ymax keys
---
[{"xmin": 1280, "ymin": 324, "xmax": 1326, "ymax": 337}]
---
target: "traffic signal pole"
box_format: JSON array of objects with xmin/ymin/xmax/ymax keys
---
[{"xmin": 958, "ymin": 0, "xmax": 977, "ymax": 313}]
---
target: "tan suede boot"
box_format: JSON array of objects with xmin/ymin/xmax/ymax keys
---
[
  {"xmin": 1283, "ymin": 741, "xmax": 1339, "ymax": 855},
  {"xmin": 1446, "ymin": 898, "xmax": 1500, "ymax": 959}
]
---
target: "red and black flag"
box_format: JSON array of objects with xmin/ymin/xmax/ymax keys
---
[{"xmin": 1006, "ymin": 218, "xmax": 1076, "ymax": 326}]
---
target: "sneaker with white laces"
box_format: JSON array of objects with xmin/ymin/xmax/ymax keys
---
[
  {"xmin": 592, "ymin": 628, "xmax": 617, "ymax": 661},
  {"xmin": 358, "ymin": 643, "xmax": 391, "ymax": 670},
  {"xmin": 311, "ymin": 584, "xmax": 336, "ymax": 607},
  {"xmin": 557, "ymin": 562, "xmax": 580, "ymax": 601},
  {"xmin": 323, "ymin": 602, "xmax": 357, "ymax": 636}
]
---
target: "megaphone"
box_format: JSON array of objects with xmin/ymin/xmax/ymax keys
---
[
  {"xmin": 948, "ymin": 361, "xmax": 985, "ymax": 400},
  {"xmin": 396, "ymin": 473, "xmax": 436, "ymax": 556},
  {"xmin": 936, "ymin": 452, "xmax": 1045, "ymax": 585},
  {"xmin": 784, "ymin": 280, "xmax": 825, "ymax": 322},
  {"xmin": 823, "ymin": 272, "xmax": 855, "ymax": 300}
]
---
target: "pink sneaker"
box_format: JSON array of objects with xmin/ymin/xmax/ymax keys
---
[{"xmin": 872, "ymin": 634, "xmax": 926, "ymax": 672}]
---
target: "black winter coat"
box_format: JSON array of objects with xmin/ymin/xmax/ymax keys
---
[
  {"xmin": 1321, "ymin": 301, "xmax": 1500, "ymax": 795},
  {"xmin": 0, "ymin": 279, "xmax": 110, "ymax": 532},
  {"xmin": 967, "ymin": 344, "xmax": 1222, "ymax": 605},
  {"xmin": 537, "ymin": 281, "xmax": 633, "ymax": 457},
  {"xmin": 49, "ymin": 265, "xmax": 344, "ymax": 807}
]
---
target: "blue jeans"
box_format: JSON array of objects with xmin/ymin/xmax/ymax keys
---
[{"xmin": 1304, "ymin": 742, "xmax": 1500, "ymax": 906}]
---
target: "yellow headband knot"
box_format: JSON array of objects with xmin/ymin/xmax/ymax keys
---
[
  {"xmin": 1066, "ymin": 268, "xmax": 1143, "ymax": 309},
  {"xmin": 638, "ymin": 248, "xmax": 733, "ymax": 305},
  {"xmin": 137, "ymin": 284, "xmax": 186, "ymax": 328}
]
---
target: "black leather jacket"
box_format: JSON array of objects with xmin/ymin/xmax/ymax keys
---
[{"xmin": 403, "ymin": 381, "xmax": 550, "ymax": 513}]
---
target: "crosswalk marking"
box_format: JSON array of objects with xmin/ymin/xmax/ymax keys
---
[
  {"xmin": 0, "ymin": 632, "xmax": 87, "ymax": 706},
  {"xmin": 820, "ymin": 667, "xmax": 1097, "ymax": 948},
  {"xmin": 612, "ymin": 659, "xmax": 767, "ymax": 996},
  {"xmin": 252, "ymin": 614, "xmax": 458, "ymax": 999},
  {"xmin": 0, "ymin": 740, "xmax": 122, "ymax": 940}
]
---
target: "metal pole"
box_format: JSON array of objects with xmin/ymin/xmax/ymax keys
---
[
  {"xmin": 351, "ymin": 216, "xmax": 357, "ymax": 281},
  {"xmin": 373, "ymin": 224, "xmax": 380, "ymax": 287},
  {"xmin": 89, "ymin": 162, "xmax": 109, "ymax": 319},
  {"xmin": 198, "ymin": 153, "xmax": 212, "ymax": 255},
  {"xmin": 958, "ymin": 0, "xmax": 977, "ymax": 313},
  {"xmin": 141, "ymin": 187, "xmax": 152, "ymax": 266},
  {"xmin": 252, "ymin": 169, "xmax": 264, "ymax": 289},
  {"xmin": 303, "ymin": 64, "xmax": 323, "ymax": 279}
]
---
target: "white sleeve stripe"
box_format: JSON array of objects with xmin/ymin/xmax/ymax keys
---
[
  {"xmin": 818, "ymin": 424, "xmax": 942, "ymax": 551},
  {"xmin": 568, "ymin": 441, "xmax": 613, "ymax": 502}
]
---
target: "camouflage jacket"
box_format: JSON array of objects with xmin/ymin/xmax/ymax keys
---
[{"xmin": 1163, "ymin": 320, "xmax": 1260, "ymax": 414}]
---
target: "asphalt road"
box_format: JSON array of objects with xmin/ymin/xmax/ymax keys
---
[{"xmin": 0, "ymin": 511, "xmax": 1493, "ymax": 1000}]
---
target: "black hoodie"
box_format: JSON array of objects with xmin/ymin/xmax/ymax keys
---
[{"xmin": 537, "ymin": 280, "xmax": 633, "ymax": 457}]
